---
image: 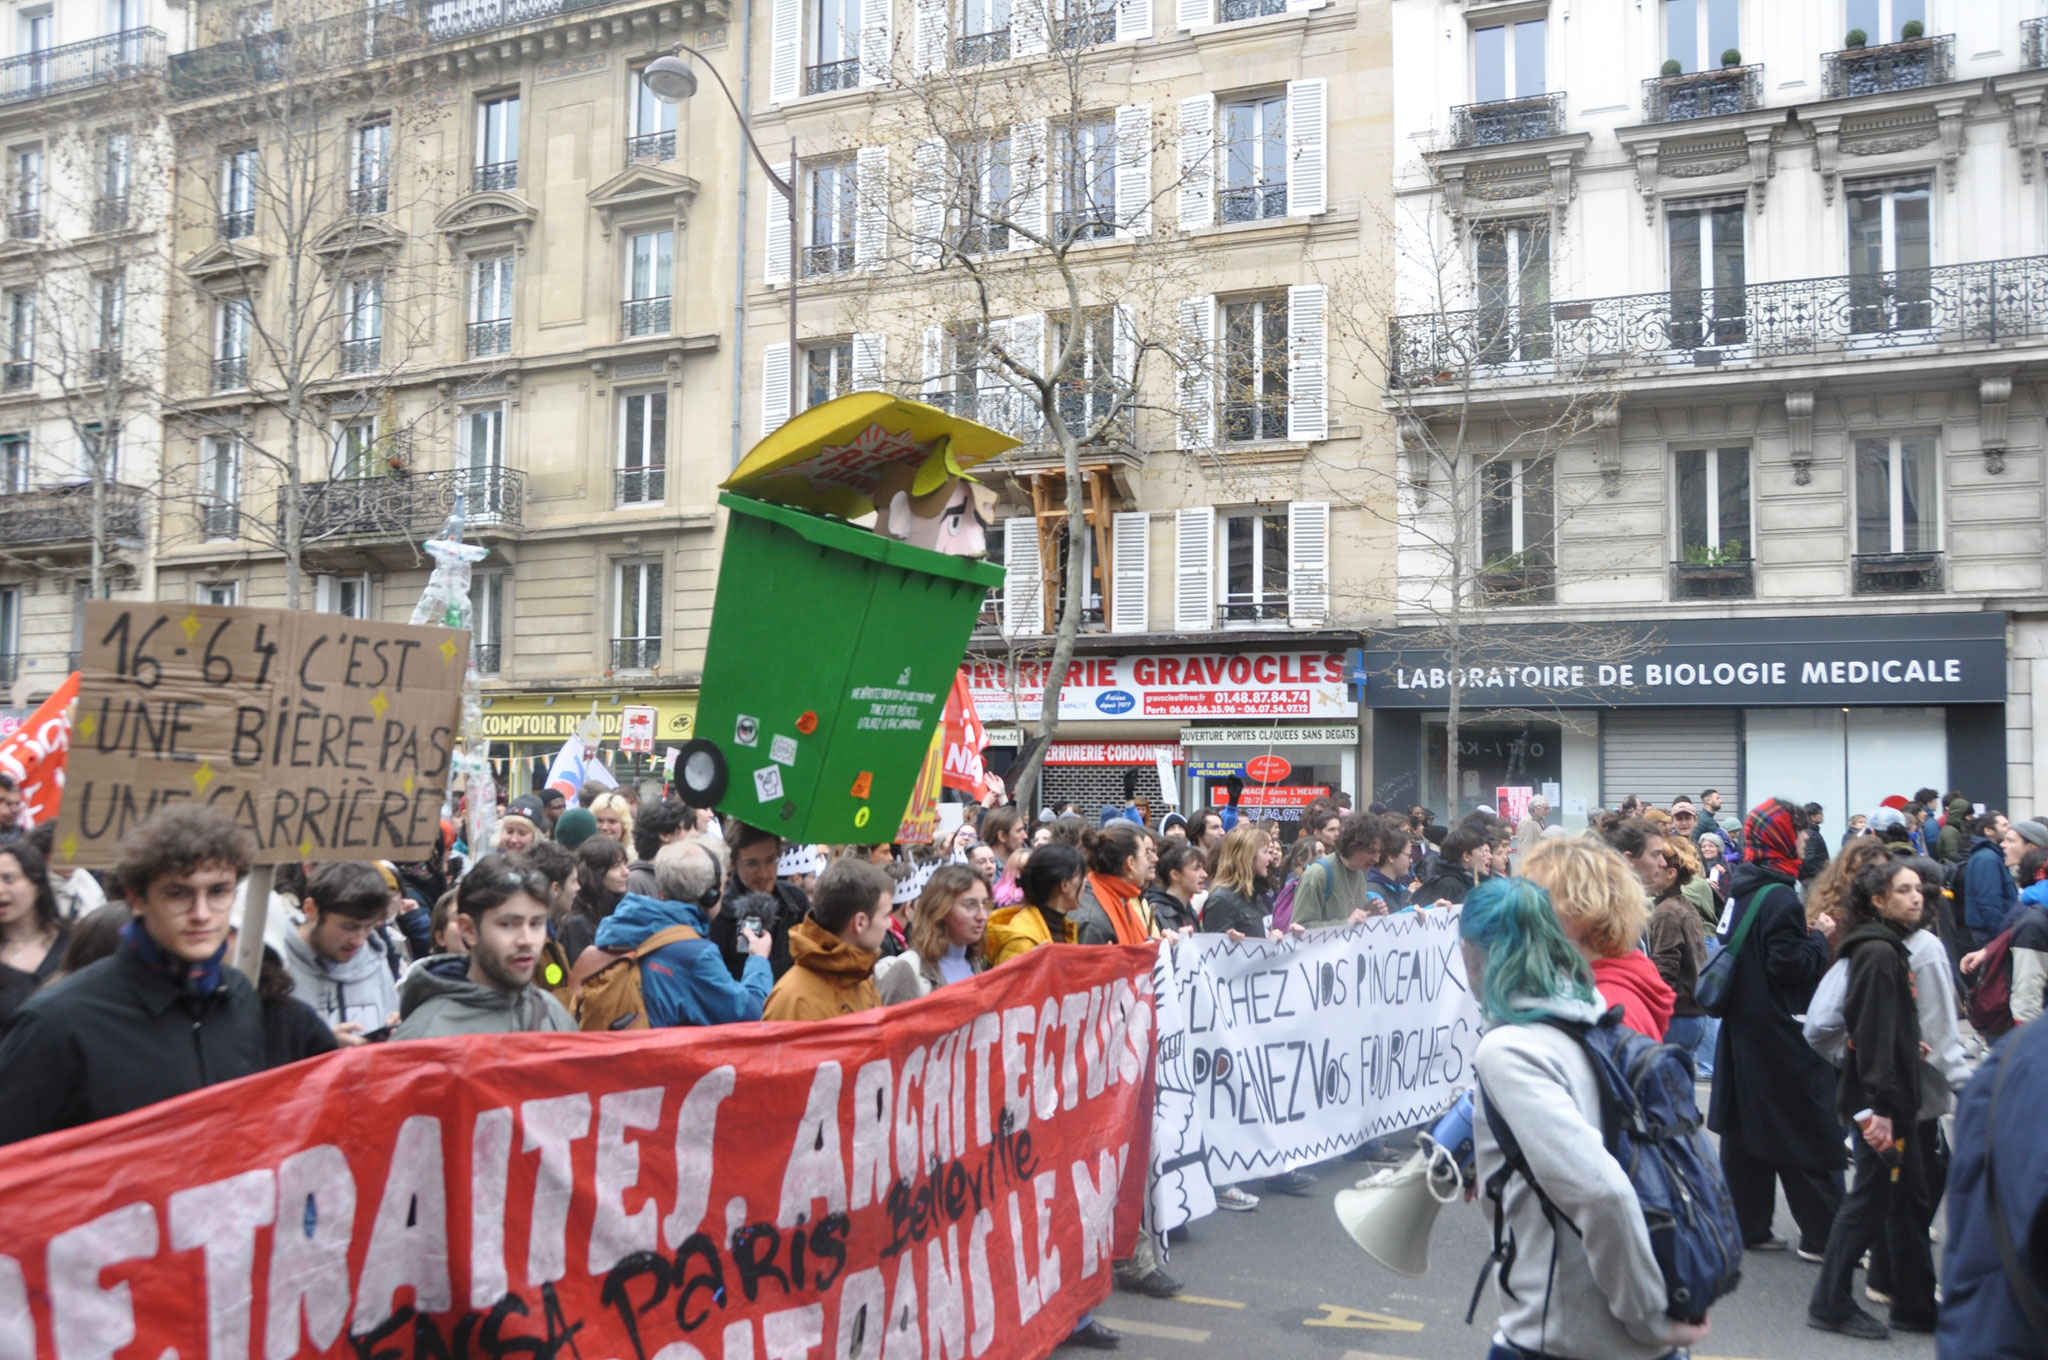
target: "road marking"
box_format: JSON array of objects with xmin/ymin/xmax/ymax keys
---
[
  {"xmin": 1340, "ymin": 1352, "xmax": 1428, "ymax": 1360},
  {"xmin": 1175, "ymin": 1295, "xmax": 1247, "ymax": 1310},
  {"xmin": 1303, "ymin": 1304, "xmax": 1424, "ymax": 1332},
  {"xmin": 1093, "ymin": 1316, "xmax": 1212, "ymax": 1343}
]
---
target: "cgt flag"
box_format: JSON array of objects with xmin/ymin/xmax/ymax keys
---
[
  {"xmin": 0, "ymin": 672, "xmax": 76, "ymax": 829},
  {"xmin": 0, "ymin": 944, "xmax": 1156, "ymax": 1360}
]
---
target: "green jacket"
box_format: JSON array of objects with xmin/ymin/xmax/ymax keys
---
[
  {"xmin": 393, "ymin": 956, "xmax": 577, "ymax": 1039},
  {"xmin": 1289, "ymin": 856, "xmax": 1370, "ymax": 927}
]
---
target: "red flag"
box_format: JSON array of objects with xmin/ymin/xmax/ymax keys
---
[
  {"xmin": 939, "ymin": 671, "xmax": 990, "ymax": 800},
  {"xmin": 0, "ymin": 671, "xmax": 76, "ymax": 828}
]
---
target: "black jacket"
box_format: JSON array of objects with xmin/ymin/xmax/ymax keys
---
[
  {"xmin": 1142, "ymin": 885, "xmax": 1196, "ymax": 934},
  {"xmin": 0, "ymin": 947, "xmax": 334, "ymax": 1145},
  {"xmin": 710, "ymin": 877, "xmax": 808, "ymax": 979},
  {"xmin": 1200, "ymin": 883, "xmax": 1270, "ymax": 936},
  {"xmin": 1799, "ymin": 828, "xmax": 1830, "ymax": 883},
  {"xmin": 1414, "ymin": 864, "xmax": 1475, "ymax": 906},
  {"xmin": 1835, "ymin": 919, "xmax": 1922, "ymax": 1125}
]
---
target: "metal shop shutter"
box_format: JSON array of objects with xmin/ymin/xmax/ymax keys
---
[{"xmin": 1599, "ymin": 708, "xmax": 1739, "ymax": 813}]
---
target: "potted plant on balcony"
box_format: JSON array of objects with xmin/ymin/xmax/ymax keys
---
[
  {"xmin": 1661, "ymin": 58, "xmax": 1683, "ymax": 77},
  {"xmin": 1901, "ymin": 19, "xmax": 1924, "ymax": 40},
  {"xmin": 1721, "ymin": 48, "xmax": 1741, "ymax": 68},
  {"xmin": 1845, "ymin": 28, "xmax": 1868, "ymax": 48}
]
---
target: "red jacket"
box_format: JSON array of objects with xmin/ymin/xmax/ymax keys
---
[{"xmin": 1591, "ymin": 951, "xmax": 1676, "ymax": 1041}]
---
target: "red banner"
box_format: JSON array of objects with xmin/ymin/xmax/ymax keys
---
[
  {"xmin": 0, "ymin": 944, "xmax": 1155, "ymax": 1360},
  {"xmin": 0, "ymin": 672, "xmax": 75, "ymax": 830},
  {"xmin": 939, "ymin": 673, "xmax": 990, "ymax": 801}
]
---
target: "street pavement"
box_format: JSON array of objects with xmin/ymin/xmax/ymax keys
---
[{"xmin": 1090, "ymin": 1153, "xmax": 1940, "ymax": 1360}]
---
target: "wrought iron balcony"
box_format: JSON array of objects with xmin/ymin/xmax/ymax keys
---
[
  {"xmin": 1852, "ymin": 550, "xmax": 1942, "ymax": 594},
  {"xmin": 2028, "ymin": 16, "xmax": 2048, "ymax": 70},
  {"xmin": 1449, "ymin": 92, "xmax": 1567, "ymax": 148},
  {"xmin": 473, "ymin": 160, "xmax": 518, "ymax": 192},
  {"xmin": 1391, "ymin": 254, "xmax": 2048, "ymax": 387},
  {"xmin": 615, "ymin": 465, "xmax": 666, "ymax": 505},
  {"xmin": 0, "ymin": 360, "xmax": 28, "ymax": 391},
  {"xmin": 1643, "ymin": 64, "xmax": 1763, "ymax": 123},
  {"xmin": 211, "ymin": 356, "xmax": 249, "ymax": 391},
  {"xmin": 92, "ymin": 197, "xmax": 129, "ymax": 233},
  {"xmin": 1672, "ymin": 557, "xmax": 1754, "ymax": 600},
  {"xmin": 170, "ymin": 8, "xmax": 423, "ymax": 97},
  {"xmin": 1055, "ymin": 380, "xmax": 1133, "ymax": 443},
  {"xmin": 954, "ymin": 222, "xmax": 1010, "ymax": 254},
  {"xmin": 1222, "ymin": 398, "xmax": 1287, "ymax": 443},
  {"xmin": 929, "ymin": 385, "xmax": 1024, "ymax": 433},
  {"xmin": 1220, "ymin": 183, "xmax": 1287, "ymax": 222},
  {"xmin": 219, "ymin": 208, "xmax": 254, "ymax": 239},
  {"xmin": 1054, "ymin": 209, "xmax": 1115, "ymax": 242},
  {"xmin": 612, "ymin": 637, "xmax": 661, "ymax": 670},
  {"xmin": 954, "ymin": 30, "xmax": 1011, "ymax": 66},
  {"xmin": 282, "ymin": 466, "xmax": 525, "ymax": 541},
  {"xmin": 1822, "ymin": 35, "xmax": 1953, "ymax": 99},
  {"xmin": 339, "ymin": 337, "xmax": 382, "ymax": 374},
  {"xmin": 5, "ymin": 210, "xmax": 37, "ymax": 241},
  {"xmin": 626, "ymin": 130, "xmax": 675, "ymax": 163},
  {"xmin": 804, "ymin": 58, "xmax": 861, "ymax": 95},
  {"xmin": 0, "ymin": 482, "xmax": 144, "ymax": 548},
  {"xmin": 467, "ymin": 318, "xmax": 511, "ymax": 358},
  {"xmin": 803, "ymin": 240, "xmax": 856, "ymax": 276},
  {"xmin": 0, "ymin": 29, "xmax": 164, "ymax": 105},
  {"xmin": 203, "ymin": 502, "xmax": 239, "ymax": 539},
  {"xmin": 347, "ymin": 183, "xmax": 389, "ymax": 215},
  {"xmin": 1219, "ymin": 599, "xmax": 1290, "ymax": 624},
  {"xmin": 1220, "ymin": 0, "xmax": 1285, "ymax": 20},
  {"xmin": 622, "ymin": 296, "xmax": 670, "ymax": 336},
  {"xmin": 1052, "ymin": 11, "xmax": 1116, "ymax": 50},
  {"xmin": 471, "ymin": 642, "xmax": 502, "ymax": 675},
  {"xmin": 425, "ymin": 0, "xmax": 621, "ymax": 41}
]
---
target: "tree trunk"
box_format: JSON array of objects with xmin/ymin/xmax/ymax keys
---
[{"xmin": 1005, "ymin": 430, "xmax": 1087, "ymax": 814}]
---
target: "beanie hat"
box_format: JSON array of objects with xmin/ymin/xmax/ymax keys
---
[
  {"xmin": 553, "ymin": 807, "xmax": 599, "ymax": 849},
  {"xmin": 2013, "ymin": 820, "xmax": 2048, "ymax": 851}
]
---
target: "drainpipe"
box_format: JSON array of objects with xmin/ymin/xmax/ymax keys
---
[{"xmin": 730, "ymin": 0, "xmax": 752, "ymax": 467}]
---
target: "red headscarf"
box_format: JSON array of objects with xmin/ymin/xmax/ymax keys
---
[{"xmin": 1744, "ymin": 800, "xmax": 1803, "ymax": 878}]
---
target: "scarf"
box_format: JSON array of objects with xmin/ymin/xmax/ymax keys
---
[
  {"xmin": 1086, "ymin": 872, "xmax": 1152, "ymax": 945},
  {"xmin": 121, "ymin": 917, "xmax": 227, "ymax": 999},
  {"xmin": 1743, "ymin": 801, "xmax": 1803, "ymax": 879}
]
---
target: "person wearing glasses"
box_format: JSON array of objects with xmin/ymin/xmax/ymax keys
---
[{"xmin": 394, "ymin": 855, "xmax": 576, "ymax": 1038}]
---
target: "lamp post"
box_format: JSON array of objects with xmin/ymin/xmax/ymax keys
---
[{"xmin": 644, "ymin": 48, "xmax": 800, "ymax": 419}]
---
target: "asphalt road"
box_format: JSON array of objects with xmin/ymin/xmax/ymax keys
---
[{"xmin": 1087, "ymin": 1151, "xmax": 1941, "ymax": 1360}]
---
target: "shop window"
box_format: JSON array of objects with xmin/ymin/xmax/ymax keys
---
[{"xmin": 1427, "ymin": 718, "xmax": 1561, "ymax": 822}]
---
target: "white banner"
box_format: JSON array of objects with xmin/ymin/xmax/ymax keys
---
[{"xmin": 1149, "ymin": 914, "xmax": 1484, "ymax": 1230}]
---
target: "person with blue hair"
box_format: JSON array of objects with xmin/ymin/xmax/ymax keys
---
[{"xmin": 1460, "ymin": 877, "xmax": 1713, "ymax": 1360}]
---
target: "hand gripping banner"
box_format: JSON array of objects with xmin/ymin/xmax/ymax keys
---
[{"xmin": 0, "ymin": 945, "xmax": 1155, "ymax": 1360}]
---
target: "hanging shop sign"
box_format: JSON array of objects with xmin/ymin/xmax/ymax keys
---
[
  {"xmin": 478, "ymin": 692, "xmax": 698, "ymax": 741},
  {"xmin": 1044, "ymin": 742, "xmax": 1186, "ymax": 766},
  {"xmin": 964, "ymin": 651, "xmax": 1351, "ymax": 723},
  {"xmin": 1212, "ymin": 784, "xmax": 1330, "ymax": 808},
  {"xmin": 1180, "ymin": 725, "xmax": 1360, "ymax": 745}
]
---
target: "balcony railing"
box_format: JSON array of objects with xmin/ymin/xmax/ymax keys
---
[
  {"xmin": 2028, "ymin": 16, "xmax": 2048, "ymax": 71},
  {"xmin": 0, "ymin": 482, "xmax": 144, "ymax": 548},
  {"xmin": 339, "ymin": 337, "xmax": 382, "ymax": 374},
  {"xmin": 347, "ymin": 183, "xmax": 389, "ymax": 215},
  {"xmin": 89, "ymin": 348, "xmax": 118, "ymax": 382},
  {"xmin": 5, "ymin": 210, "xmax": 37, "ymax": 240},
  {"xmin": 211, "ymin": 356, "xmax": 249, "ymax": 391},
  {"xmin": 467, "ymin": 317, "xmax": 511, "ymax": 358},
  {"xmin": 1220, "ymin": 0, "xmax": 1285, "ymax": 19},
  {"xmin": 2, "ymin": 361, "xmax": 29, "ymax": 392},
  {"xmin": 955, "ymin": 222, "xmax": 1010, "ymax": 254},
  {"xmin": 1052, "ymin": 11, "xmax": 1116, "ymax": 50},
  {"xmin": 622, "ymin": 296, "xmax": 670, "ymax": 336},
  {"xmin": 954, "ymin": 30, "xmax": 1011, "ymax": 66},
  {"xmin": 92, "ymin": 197, "xmax": 129, "ymax": 233},
  {"xmin": 1219, "ymin": 599, "xmax": 1290, "ymax": 624},
  {"xmin": 471, "ymin": 642, "xmax": 502, "ymax": 675},
  {"xmin": 929, "ymin": 386, "xmax": 1025, "ymax": 434},
  {"xmin": 1054, "ymin": 209, "xmax": 1115, "ymax": 242},
  {"xmin": 219, "ymin": 208, "xmax": 254, "ymax": 239},
  {"xmin": 1475, "ymin": 562, "xmax": 1556, "ymax": 604},
  {"xmin": 1822, "ymin": 35, "xmax": 1953, "ymax": 99},
  {"xmin": 1852, "ymin": 550, "xmax": 1942, "ymax": 595},
  {"xmin": 1055, "ymin": 380, "xmax": 1133, "ymax": 443},
  {"xmin": 1391, "ymin": 254, "xmax": 2048, "ymax": 386},
  {"xmin": 1671, "ymin": 558, "xmax": 1754, "ymax": 600},
  {"xmin": 1222, "ymin": 398, "xmax": 1287, "ymax": 443},
  {"xmin": 282, "ymin": 466, "xmax": 525, "ymax": 541},
  {"xmin": 803, "ymin": 240, "xmax": 856, "ymax": 276},
  {"xmin": 473, "ymin": 160, "xmax": 518, "ymax": 192},
  {"xmin": 1449, "ymin": 92, "xmax": 1566, "ymax": 147},
  {"xmin": 1643, "ymin": 64, "xmax": 1764, "ymax": 122},
  {"xmin": 615, "ymin": 465, "xmax": 666, "ymax": 505},
  {"xmin": 425, "ymin": 0, "xmax": 619, "ymax": 40},
  {"xmin": 804, "ymin": 57, "xmax": 861, "ymax": 94},
  {"xmin": 0, "ymin": 29, "xmax": 164, "ymax": 105},
  {"xmin": 612, "ymin": 637, "xmax": 661, "ymax": 670},
  {"xmin": 625, "ymin": 130, "xmax": 675, "ymax": 163},
  {"xmin": 1220, "ymin": 183, "xmax": 1287, "ymax": 222},
  {"xmin": 203, "ymin": 502, "xmax": 239, "ymax": 539}
]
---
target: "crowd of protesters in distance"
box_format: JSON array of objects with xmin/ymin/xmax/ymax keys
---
[{"xmin": 0, "ymin": 766, "xmax": 2042, "ymax": 1355}]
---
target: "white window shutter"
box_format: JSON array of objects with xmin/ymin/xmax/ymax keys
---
[
  {"xmin": 1014, "ymin": 0, "xmax": 1048, "ymax": 56},
  {"xmin": 1177, "ymin": 95, "xmax": 1214, "ymax": 230},
  {"xmin": 921, "ymin": 324, "xmax": 944, "ymax": 396},
  {"xmin": 1003, "ymin": 312, "xmax": 1045, "ymax": 435},
  {"xmin": 761, "ymin": 342, "xmax": 793, "ymax": 434},
  {"xmin": 1115, "ymin": 103, "xmax": 1152, "ymax": 238},
  {"xmin": 859, "ymin": 0, "xmax": 890, "ymax": 85},
  {"xmin": 314, "ymin": 574, "xmax": 338, "ymax": 614},
  {"xmin": 770, "ymin": 0, "xmax": 802, "ymax": 102},
  {"xmin": 1011, "ymin": 120, "xmax": 1048, "ymax": 248},
  {"xmin": 914, "ymin": 0, "xmax": 948, "ymax": 76},
  {"xmin": 1286, "ymin": 79, "xmax": 1328, "ymax": 217},
  {"xmin": 1174, "ymin": 507, "xmax": 1215, "ymax": 631},
  {"xmin": 1116, "ymin": 0, "xmax": 1152, "ymax": 42},
  {"xmin": 1176, "ymin": 0, "xmax": 1210, "ymax": 29},
  {"xmin": 1176, "ymin": 294, "xmax": 1216, "ymax": 447},
  {"xmin": 764, "ymin": 162, "xmax": 792, "ymax": 285},
  {"xmin": 1112, "ymin": 304, "xmax": 1137, "ymax": 405},
  {"xmin": 855, "ymin": 146, "xmax": 888, "ymax": 266},
  {"xmin": 851, "ymin": 332, "xmax": 884, "ymax": 390},
  {"xmin": 1286, "ymin": 282, "xmax": 1328, "ymax": 442},
  {"xmin": 1287, "ymin": 501, "xmax": 1330, "ymax": 627},
  {"xmin": 1110, "ymin": 511, "xmax": 1149, "ymax": 634},
  {"xmin": 1002, "ymin": 518, "xmax": 1043, "ymax": 636},
  {"xmin": 911, "ymin": 138, "xmax": 946, "ymax": 267}
]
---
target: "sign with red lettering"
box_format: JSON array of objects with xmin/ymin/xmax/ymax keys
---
[
  {"xmin": 1044, "ymin": 743, "xmax": 1185, "ymax": 766},
  {"xmin": 1496, "ymin": 786, "xmax": 1534, "ymax": 822},
  {"xmin": 963, "ymin": 652, "xmax": 1349, "ymax": 724},
  {"xmin": 1244, "ymin": 754, "xmax": 1291, "ymax": 784},
  {"xmin": 0, "ymin": 944, "xmax": 1153, "ymax": 1360},
  {"xmin": 1210, "ymin": 784, "xmax": 1329, "ymax": 808}
]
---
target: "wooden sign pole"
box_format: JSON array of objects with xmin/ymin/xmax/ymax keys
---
[{"xmin": 235, "ymin": 863, "xmax": 275, "ymax": 984}]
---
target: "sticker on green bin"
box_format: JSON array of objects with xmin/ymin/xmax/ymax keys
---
[
  {"xmin": 753, "ymin": 766, "xmax": 784, "ymax": 802},
  {"xmin": 771, "ymin": 735, "xmax": 797, "ymax": 765}
]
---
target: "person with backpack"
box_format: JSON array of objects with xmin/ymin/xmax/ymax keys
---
[
  {"xmin": 1281, "ymin": 814, "xmax": 1379, "ymax": 927},
  {"xmin": 577, "ymin": 839, "xmax": 772, "ymax": 1028},
  {"xmin": 1960, "ymin": 845, "xmax": 2048, "ymax": 1031},
  {"xmin": 1459, "ymin": 876, "xmax": 1722, "ymax": 1360},
  {"xmin": 1964, "ymin": 820, "xmax": 2025, "ymax": 947}
]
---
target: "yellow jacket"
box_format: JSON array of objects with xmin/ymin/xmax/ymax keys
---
[
  {"xmin": 984, "ymin": 905, "xmax": 1074, "ymax": 966},
  {"xmin": 762, "ymin": 920, "xmax": 881, "ymax": 1021}
]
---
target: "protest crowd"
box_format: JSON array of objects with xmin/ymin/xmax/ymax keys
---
[{"xmin": 0, "ymin": 764, "xmax": 2043, "ymax": 1360}]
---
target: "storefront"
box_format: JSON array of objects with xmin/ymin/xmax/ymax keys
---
[
  {"xmin": 965, "ymin": 649, "xmax": 1358, "ymax": 826},
  {"xmin": 1364, "ymin": 613, "xmax": 2007, "ymax": 828},
  {"xmin": 477, "ymin": 689, "xmax": 699, "ymax": 797}
]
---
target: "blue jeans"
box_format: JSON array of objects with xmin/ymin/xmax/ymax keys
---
[{"xmin": 1666, "ymin": 1013, "xmax": 1713, "ymax": 1079}]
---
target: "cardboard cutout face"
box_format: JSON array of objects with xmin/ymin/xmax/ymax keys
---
[{"xmin": 876, "ymin": 466, "xmax": 998, "ymax": 556}]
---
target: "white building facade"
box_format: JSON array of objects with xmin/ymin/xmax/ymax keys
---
[{"xmin": 1375, "ymin": 0, "xmax": 2048, "ymax": 826}]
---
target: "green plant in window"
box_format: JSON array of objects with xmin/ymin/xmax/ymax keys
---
[{"xmin": 1683, "ymin": 539, "xmax": 1745, "ymax": 567}]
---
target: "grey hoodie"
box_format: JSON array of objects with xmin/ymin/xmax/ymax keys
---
[
  {"xmin": 281, "ymin": 924, "xmax": 401, "ymax": 1034},
  {"xmin": 392, "ymin": 954, "xmax": 575, "ymax": 1039},
  {"xmin": 1473, "ymin": 995, "xmax": 1684, "ymax": 1360}
]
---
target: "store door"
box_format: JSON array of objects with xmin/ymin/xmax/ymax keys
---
[{"xmin": 1600, "ymin": 708, "xmax": 1739, "ymax": 811}]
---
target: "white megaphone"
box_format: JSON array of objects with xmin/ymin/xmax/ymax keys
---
[{"xmin": 1333, "ymin": 1091, "xmax": 1476, "ymax": 1277}]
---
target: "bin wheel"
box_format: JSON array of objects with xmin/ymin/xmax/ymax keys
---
[{"xmin": 674, "ymin": 739, "xmax": 728, "ymax": 808}]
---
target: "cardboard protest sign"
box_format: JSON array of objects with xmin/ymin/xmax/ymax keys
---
[
  {"xmin": 0, "ymin": 943, "xmax": 1154, "ymax": 1360},
  {"xmin": 58, "ymin": 601, "xmax": 467, "ymax": 867}
]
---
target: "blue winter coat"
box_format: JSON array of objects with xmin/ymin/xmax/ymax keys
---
[
  {"xmin": 1963, "ymin": 838, "xmax": 2022, "ymax": 943},
  {"xmin": 1939, "ymin": 1018, "xmax": 2048, "ymax": 1360},
  {"xmin": 592, "ymin": 894, "xmax": 772, "ymax": 1027}
]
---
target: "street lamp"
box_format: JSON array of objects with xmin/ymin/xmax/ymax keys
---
[{"xmin": 645, "ymin": 48, "xmax": 801, "ymax": 418}]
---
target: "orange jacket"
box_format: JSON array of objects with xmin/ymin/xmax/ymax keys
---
[{"xmin": 762, "ymin": 920, "xmax": 881, "ymax": 1021}]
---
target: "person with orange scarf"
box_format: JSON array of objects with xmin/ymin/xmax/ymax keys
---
[{"xmin": 1071, "ymin": 819, "xmax": 1160, "ymax": 945}]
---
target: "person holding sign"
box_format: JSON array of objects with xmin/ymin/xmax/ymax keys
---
[
  {"xmin": 0, "ymin": 808, "xmax": 334, "ymax": 1144},
  {"xmin": 392, "ymin": 855, "xmax": 576, "ymax": 1039}
]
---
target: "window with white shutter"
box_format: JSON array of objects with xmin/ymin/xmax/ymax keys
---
[
  {"xmin": 911, "ymin": 138, "xmax": 946, "ymax": 266},
  {"xmin": 761, "ymin": 342, "xmax": 792, "ymax": 435},
  {"xmin": 1002, "ymin": 518, "xmax": 1044, "ymax": 635},
  {"xmin": 921, "ymin": 324, "xmax": 944, "ymax": 395},
  {"xmin": 1115, "ymin": 103, "xmax": 1152, "ymax": 237},
  {"xmin": 1014, "ymin": 0, "xmax": 1049, "ymax": 57},
  {"xmin": 770, "ymin": 0, "xmax": 802, "ymax": 101},
  {"xmin": 1177, "ymin": 295, "xmax": 1216, "ymax": 447},
  {"xmin": 855, "ymin": 146, "xmax": 888, "ymax": 266},
  {"xmin": 1285, "ymin": 79, "xmax": 1327, "ymax": 217},
  {"xmin": 1177, "ymin": 95, "xmax": 1214, "ymax": 230},
  {"xmin": 1116, "ymin": 0, "xmax": 1152, "ymax": 41},
  {"xmin": 1110, "ymin": 511, "xmax": 1149, "ymax": 633},
  {"xmin": 851, "ymin": 331, "xmax": 884, "ymax": 390},
  {"xmin": 1175, "ymin": 507, "xmax": 1216, "ymax": 631},
  {"xmin": 1286, "ymin": 282, "xmax": 1327, "ymax": 442},
  {"xmin": 1287, "ymin": 500, "xmax": 1329, "ymax": 626},
  {"xmin": 1011, "ymin": 120, "xmax": 1049, "ymax": 248},
  {"xmin": 1001, "ymin": 313, "xmax": 1045, "ymax": 436},
  {"xmin": 765, "ymin": 161, "xmax": 793, "ymax": 285},
  {"xmin": 859, "ymin": 0, "xmax": 891, "ymax": 85},
  {"xmin": 915, "ymin": 0, "xmax": 949, "ymax": 75},
  {"xmin": 1176, "ymin": 0, "xmax": 1211, "ymax": 29}
]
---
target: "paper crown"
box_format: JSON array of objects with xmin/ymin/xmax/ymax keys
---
[
  {"xmin": 777, "ymin": 843, "xmax": 825, "ymax": 878},
  {"xmin": 892, "ymin": 857, "xmax": 939, "ymax": 906}
]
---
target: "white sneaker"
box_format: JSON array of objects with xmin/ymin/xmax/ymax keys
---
[
  {"xmin": 1216, "ymin": 1186, "xmax": 1260, "ymax": 1212},
  {"xmin": 1866, "ymin": 1285, "xmax": 1893, "ymax": 1305}
]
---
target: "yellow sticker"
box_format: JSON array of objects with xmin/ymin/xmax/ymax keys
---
[
  {"xmin": 544, "ymin": 962, "xmax": 564, "ymax": 986},
  {"xmin": 854, "ymin": 806, "xmax": 871, "ymax": 828}
]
